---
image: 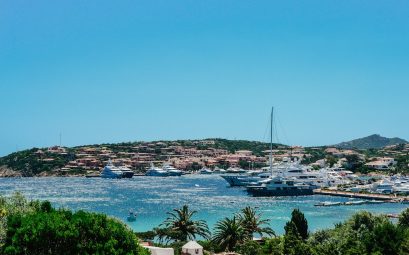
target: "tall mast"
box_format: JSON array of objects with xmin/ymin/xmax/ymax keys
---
[{"xmin": 269, "ymin": 107, "xmax": 274, "ymax": 174}]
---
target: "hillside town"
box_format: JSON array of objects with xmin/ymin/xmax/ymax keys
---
[{"xmin": 26, "ymin": 139, "xmax": 409, "ymax": 176}]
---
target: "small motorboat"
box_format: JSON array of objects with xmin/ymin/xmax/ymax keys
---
[
  {"xmin": 199, "ymin": 168, "xmax": 213, "ymax": 175},
  {"xmin": 314, "ymin": 201, "xmax": 342, "ymax": 207},
  {"xmin": 344, "ymin": 200, "xmax": 366, "ymax": 206},
  {"xmin": 127, "ymin": 210, "xmax": 137, "ymax": 222},
  {"xmin": 387, "ymin": 213, "xmax": 399, "ymax": 219},
  {"xmin": 366, "ymin": 200, "xmax": 385, "ymax": 204}
]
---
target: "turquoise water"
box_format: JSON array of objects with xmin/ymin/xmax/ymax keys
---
[{"xmin": 1, "ymin": 175, "xmax": 407, "ymax": 235}]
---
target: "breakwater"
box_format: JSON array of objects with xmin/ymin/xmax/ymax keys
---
[{"xmin": 313, "ymin": 189, "xmax": 408, "ymax": 201}]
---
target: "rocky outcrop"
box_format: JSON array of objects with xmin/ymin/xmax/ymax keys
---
[{"xmin": 0, "ymin": 166, "xmax": 23, "ymax": 177}]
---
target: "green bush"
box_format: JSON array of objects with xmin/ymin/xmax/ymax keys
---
[
  {"xmin": 0, "ymin": 192, "xmax": 43, "ymax": 245},
  {"xmin": 2, "ymin": 208, "xmax": 148, "ymax": 255},
  {"xmin": 237, "ymin": 240, "xmax": 262, "ymax": 255}
]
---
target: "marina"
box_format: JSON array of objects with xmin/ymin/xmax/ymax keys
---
[{"xmin": 0, "ymin": 175, "xmax": 408, "ymax": 235}]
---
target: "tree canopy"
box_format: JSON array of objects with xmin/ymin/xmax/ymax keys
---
[{"xmin": 0, "ymin": 193, "xmax": 148, "ymax": 255}]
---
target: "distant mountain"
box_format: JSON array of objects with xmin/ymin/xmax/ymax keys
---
[{"xmin": 334, "ymin": 134, "xmax": 408, "ymax": 149}]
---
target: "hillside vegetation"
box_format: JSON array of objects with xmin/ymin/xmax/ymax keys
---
[
  {"xmin": 1, "ymin": 136, "xmax": 408, "ymax": 176},
  {"xmin": 0, "ymin": 139, "xmax": 282, "ymax": 176},
  {"xmin": 335, "ymin": 134, "xmax": 407, "ymax": 149},
  {"xmin": 0, "ymin": 148, "xmax": 74, "ymax": 177}
]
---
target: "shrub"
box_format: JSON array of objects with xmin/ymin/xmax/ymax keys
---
[{"xmin": 2, "ymin": 209, "xmax": 148, "ymax": 255}]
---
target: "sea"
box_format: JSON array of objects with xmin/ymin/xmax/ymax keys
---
[{"xmin": 1, "ymin": 175, "xmax": 407, "ymax": 235}]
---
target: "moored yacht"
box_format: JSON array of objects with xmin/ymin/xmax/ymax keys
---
[
  {"xmin": 225, "ymin": 167, "xmax": 246, "ymax": 174},
  {"xmin": 100, "ymin": 161, "xmax": 123, "ymax": 178},
  {"xmin": 199, "ymin": 167, "xmax": 213, "ymax": 174},
  {"xmin": 372, "ymin": 179, "xmax": 394, "ymax": 194},
  {"xmin": 212, "ymin": 167, "xmax": 226, "ymax": 174},
  {"xmin": 221, "ymin": 170, "xmax": 271, "ymax": 187},
  {"xmin": 246, "ymin": 176, "xmax": 315, "ymax": 197},
  {"xmin": 145, "ymin": 163, "xmax": 183, "ymax": 176},
  {"xmin": 146, "ymin": 163, "xmax": 168, "ymax": 177},
  {"xmin": 163, "ymin": 163, "xmax": 183, "ymax": 176},
  {"xmin": 119, "ymin": 166, "xmax": 134, "ymax": 178}
]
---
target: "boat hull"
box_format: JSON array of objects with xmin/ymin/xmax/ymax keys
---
[
  {"xmin": 122, "ymin": 172, "xmax": 134, "ymax": 178},
  {"xmin": 199, "ymin": 171, "xmax": 213, "ymax": 175},
  {"xmin": 100, "ymin": 173, "xmax": 122, "ymax": 179},
  {"xmin": 167, "ymin": 171, "xmax": 183, "ymax": 176},
  {"xmin": 221, "ymin": 175, "xmax": 247, "ymax": 186},
  {"xmin": 146, "ymin": 171, "xmax": 169, "ymax": 177},
  {"xmin": 247, "ymin": 187, "xmax": 314, "ymax": 197}
]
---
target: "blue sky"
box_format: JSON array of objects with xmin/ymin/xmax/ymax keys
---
[{"xmin": 1, "ymin": 0, "xmax": 408, "ymax": 156}]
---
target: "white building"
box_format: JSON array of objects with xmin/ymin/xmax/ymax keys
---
[
  {"xmin": 182, "ymin": 241, "xmax": 203, "ymax": 255},
  {"xmin": 143, "ymin": 246, "xmax": 174, "ymax": 255},
  {"xmin": 365, "ymin": 157, "xmax": 397, "ymax": 170}
]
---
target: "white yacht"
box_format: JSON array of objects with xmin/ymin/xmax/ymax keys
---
[
  {"xmin": 320, "ymin": 168, "xmax": 351, "ymax": 187},
  {"xmin": 145, "ymin": 163, "xmax": 183, "ymax": 177},
  {"xmin": 163, "ymin": 163, "xmax": 183, "ymax": 176},
  {"xmin": 222, "ymin": 170, "xmax": 271, "ymax": 186},
  {"xmin": 372, "ymin": 179, "xmax": 394, "ymax": 194},
  {"xmin": 100, "ymin": 161, "xmax": 123, "ymax": 178},
  {"xmin": 392, "ymin": 177, "xmax": 409, "ymax": 194},
  {"xmin": 213, "ymin": 167, "xmax": 226, "ymax": 174},
  {"xmin": 119, "ymin": 166, "xmax": 134, "ymax": 178},
  {"xmin": 225, "ymin": 167, "xmax": 246, "ymax": 174},
  {"xmin": 199, "ymin": 168, "xmax": 213, "ymax": 174},
  {"xmin": 221, "ymin": 158, "xmax": 325, "ymax": 187},
  {"xmin": 146, "ymin": 163, "xmax": 169, "ymax": 177},
  {"xmin": 246, "ymin": 176, "xmax": 315, "ymax": 197}
]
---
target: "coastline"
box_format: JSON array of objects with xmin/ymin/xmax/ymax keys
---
[
  {"xmin": 0, "ymin": 167, "xmax": 88, "ymax": 178},
  {"xmin": 0, "ymin": 166, "xmax": 22, "ymax": 177}
]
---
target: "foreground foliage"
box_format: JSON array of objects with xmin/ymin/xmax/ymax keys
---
[
  {"xmin": 157, "ymin": 205, "xmax": 210, "ymax": 243},
  {"xmin": 264, "ymin": 210, "xmax": 409, "ymax": 255},
  {"xmin": 0, "ymin": 193, "xmax": 42, "ymax": 245},
  {"xmin": 4, "ymin": 194, "xmax": 409, "ymax": 255},
  {"xmin": 0, "ymin": 193, "xmax": 148, "ymax": 255},
  {"xmin": 149, "ymin": 206, "xmax": 409, "ymax": 255}
]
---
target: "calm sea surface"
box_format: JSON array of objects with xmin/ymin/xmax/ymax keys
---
[{"xmin": 1, "ymin": 175, "xmax": 408, "ymax": 234}]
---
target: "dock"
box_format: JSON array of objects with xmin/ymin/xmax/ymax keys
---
[{"xmin": 313, "ymin": 189, "xmax": 408, "ymax": 201}]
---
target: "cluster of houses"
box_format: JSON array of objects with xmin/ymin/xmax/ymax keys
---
[
  {"xmin": 37, "ymin": 140, "xmax": 408, "ymax": 173},
  {"xmin": 321, "ymin": 146, "xmax": 407, "ymax": 170},
  {"xmin": 37, "ymin": 141, "xmax": 307, "ymax": 172}
]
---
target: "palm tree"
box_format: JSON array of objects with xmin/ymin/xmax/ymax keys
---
[
  {"xmin": 159, "ymin": 205, "xmax": 210, "ymax": 242},
  {"xmin": 238, "ymin": 206, "xmax": 275, "ymax": 239},
  {"xmin": 212, "ymin": 216, "xmax": 245, "ymax": 252}
]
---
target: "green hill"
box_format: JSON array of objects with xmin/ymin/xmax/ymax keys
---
[
  {"xmin": 0, "ymin": 139, "xmax": 284, "ymax": 176},
  {"xmin": 334, "ymin": 134, "xmax": 407, "ymax": 149}
]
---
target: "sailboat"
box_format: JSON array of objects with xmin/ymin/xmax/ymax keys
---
[
  {"xmin": 246, "ymin": 107, "xmax": 316, "ymax": 196},
  {"xmin": 220, "ymin": 107, "xmax": 279, "ymax": 187}
]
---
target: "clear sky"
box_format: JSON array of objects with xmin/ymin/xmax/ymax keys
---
[{"xmin": 1, "ymin": 0, "xmax": 408, "ymax": 156}]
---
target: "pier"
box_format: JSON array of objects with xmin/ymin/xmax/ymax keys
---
[{"xmin": 313, "ymin": 189, "xmax": 409, "ymax": 201}]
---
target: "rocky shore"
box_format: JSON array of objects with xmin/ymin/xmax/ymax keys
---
[
  {"xmin": 0, "ymin": 166, "xmax": 22, "ymax": 177},
  {"xmin": 0, "ymin": 166, "xmax": 86, "ymax": 177}
]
